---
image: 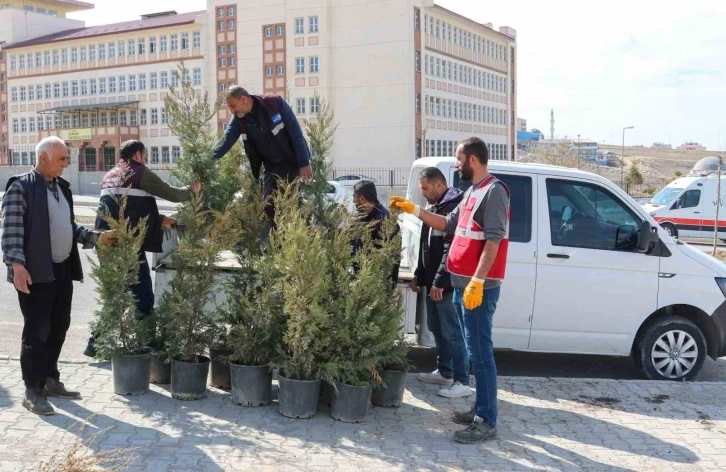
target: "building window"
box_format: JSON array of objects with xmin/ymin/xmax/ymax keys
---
[
  {"xmin": 139, "ymin": 73, "xmax": 146, "ymax": 90},
  {"xmin": 161, "ymin": 146, "xmax": 170, "ymax": 164},
  {"xmin": 276, "ymin": 25, "xmax": 284, "ymax": 35},
  {"xmin": 295, "ymin": 18, "xmax": 304, "ymax": 35},
  {"xmin": 149, "ymin": 36, "xmax": 157, "ymax": 54},
  {"xmin": 160, "ymin": 35, "xmax": 167, "ymax": 52},
  {"xmin": 296, "ymin": 58, "xmax": 305, "ymax": 73},
  {"xmin": 265, "ymin": 27, "xmax": 273, "ymax": 37},
  {"xmin": 228, "ymin": 20, "xmax": 235, "ymax": 30},
  {"xmin": 415, "ymin": 93, "xmax": 420, "ymax": 113},
  {"xmin": 309, "ymin": 16, "xmax": 319, "ymax": 33},
  {"xmin": 227, "ymin": 6, "xmax": 235, "ymax": 16},
  {"xmin": 230, "ymin": 45, "xmax": 236, "ymax": 53},
  {"xmin": 296, "ymin": 98, "xmax": 306, "ymax": 114},
  {"xmin": 35, "ymin": 84, "xmax": 42, "ymax": 99},
  {"xmin": 171, "ymin": 72, "xmax": 179, "ymax": 88},
  {"xmin": 129, "ymin": 75, "xmax": 136, "ymax": 91},
  {"xmin": 219, "ymin": 83, "xmax": 225, "ymax": 92},
  {"xmin": 119, "ymin": 76, "xmax": 126, "ymax": 92},
  {"xmin": 193, "ymin": 31, "xmax": 201, "ymax": 48},
  {"xmin": 217, "ymin": 8, "xmax": 224, "ymax": 17},
  {"xmin": 80, "ymin": 46, "xmax": 87, "ymax": 61},
  {"xmin": 150, "ymin": 147, "xmax": 159, "ymax": 163},
  {"xmin": 9, "ymin": 56, "xmax": 16, "ymax": 70},
  {"xmin": 414, "ymin": 9, "xmax": 420, "ymax": 31},
  {"xmin": 52, "ymin": 50, "xmax": 59, "ymax": 65},
  {"xmin": 109, "ymin": 111, "xmax": 117, "ymax": 126},
  {"xmin": 44, "ymin": 51, "xmax": 50, "ymax": 66},
  {"xmin": 109, "ymin": 42, "xmax": 115, "ymax": 58},
  {"xmin": 181, "ymin": 32, "xmax": 189, "ymax": 50},
  {"xmin": 140, "ymin": 109, "xmax": 147, "ymax": 125},
  {"xmin": 193, "ymin": 68, "xmax": 201, "ymax": 85},
  {"xmin": 138, "ymin": 38, "xmax": 145, "ymax": 55},
  {"xmin": 310, "ymin": 56, "xmax": 319, "ymax": 73},
  {"xmin": 265, "ymin": 66, "xmax": 272, "ymax": 76},
  {"xmin": 118, "ymin": 41, "xmax": 125, "ymax": 57},
  {"xmin": 99, "ymin": 78, "xmax": 106, "ymax": 94},
  {"xmin": 218, "ymin": 21, "xmax": 224, "ymax": 31},
  {"xmin": 277, "ymin": 65, "xmax": 284, "ymax": 75},
  {"xmin": 109, "ymin": 77, "xmax": 116, "ymax": 93},
  {"xmin": 20, "ymin": 118, "xmax": 27, "ymax": 133},
  {"xmin": 170, "ymin": 34, "xmax": 178, "ymax": 51},
  {"xmin": 219, "ymin": 45, "xmax": 226, "ymax": 54},
  {"xmin": 61, "ymin": 48, "xmax": 68, "ymax": 64},
  {"xmin": 172, "ymin": 146, "xmax": 181, "ymax": 163},
  {"xmin": 415, "ymin": 51, "xmax": 420, "ymax": 72},
  {"xmin": 127, "ymin": 40, "xmax": 135, "ymax": 56},
  {"xmin": 219, "ymin": 58, "xmax": 227, "ymax": 67},
  {"xmin": 99, "ymin": 112, "xmax": 107, "ymax": 126},
  {"xmin": 69, "ymin": 47, "xmax": 77, "ymax": 63},
  {"xmin": 99, "ymin": 43, "xmax": 106, "ymax": 59},
  {"xmin": 88, "ymin": 45, "xmax": 96, "ymax": 60},
  {"xmin": 12, "ymin": 119, "xmax": 17, "ymax": 133},
  {"xmin": 150, "ymin": 72, "xmax": 158, "ymax": 89},
  {"xmin": 119, "ymin": 110, "xmax": 127, "ymax": 126},
  {"xmin": 90, "ymin": 79, "xmax": 97, "ymax": 95},
  {"xmin": 80, "ymin": 114, "xmax": 88, "ymax": 128},
  {"xmin": 53, "ymin": 83, "xmax": 60, "ymax": 98},
  {"xmin": 310, "ymin": 97, "xmax": 320, "ymax": 113},
  {"xmin": 161, "ymin": 108, "xmax": 167, "ymax": 125},
  {"xmin": 230, "ymin": 58, "xmax": 236, "ymax": 66},
  {"xmin": 80, "ymin": 80, "xmax": 87, "ymax": 95},
  {"xmin": 161, "ymin": 71, "xmax": 168, "ymax": 88},
  {"xmin": 10, "ymin": 87, "xmax": 16, "ymax": 102},
  {"xmin": 62, "ymin": 81, "xmax": 69, "ymax": 97}
]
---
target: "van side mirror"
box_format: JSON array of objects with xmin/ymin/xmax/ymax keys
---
[{"xmin": 637, "ymin": 220, "xmax": 659, "ymax": 253}]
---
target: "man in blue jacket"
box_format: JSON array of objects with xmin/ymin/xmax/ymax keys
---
[{"xmin": 213, "ymin": 86, "xmax": 312, "ymax": 227}]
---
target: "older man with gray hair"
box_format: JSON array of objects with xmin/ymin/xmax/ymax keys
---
[{"xmin": 1, "ymin": 136, "xmax": 114, "ymax": 415}]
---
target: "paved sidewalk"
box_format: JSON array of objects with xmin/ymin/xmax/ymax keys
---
[{"xmin": 1, "ymin": 359, "xmax": 725, "ymax": 471}]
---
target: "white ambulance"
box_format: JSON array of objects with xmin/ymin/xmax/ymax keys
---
[
  {"xmin": 643, "ymin": 174, "xmax": 726, "ymax": 239},
  {"xmin": 399, "ymin": 157, "xmax": 726, "ymax": 381}
]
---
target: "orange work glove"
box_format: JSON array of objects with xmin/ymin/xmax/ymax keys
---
[
  {"xmin": 387, "ymin": 196, "xmax": 420, "ymax": 217},
  {"xmin": 463, "ymin": 277, "xmax": 485, "ymax": 310}
]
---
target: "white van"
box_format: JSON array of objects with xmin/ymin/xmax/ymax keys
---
[
  {"xmin": 643, "ymin": 174, "xmax": 726, "ymax": 239},
  {"xmin": 400, "ymin": 157, "xmax": 726, "ymax": 381}
]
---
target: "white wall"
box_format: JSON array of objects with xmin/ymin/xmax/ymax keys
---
[{"xmin": 0, "ymin": 9, "xmax": 84, "ymax": 45}]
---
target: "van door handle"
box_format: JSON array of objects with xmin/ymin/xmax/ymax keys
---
[
  {"xmin": 694, "ymin": 212, "xmax": 700, "ymax": 214},
  {"xmin": 547, "ymin": 253, "xmax": 570, "ymax": 259}
]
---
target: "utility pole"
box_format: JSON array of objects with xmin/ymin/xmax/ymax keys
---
[{"xmin": 714, "ymin": 155, "xmax": 723, "ymax": 256}]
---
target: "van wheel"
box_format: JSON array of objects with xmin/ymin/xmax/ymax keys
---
[
  {"xmin": 637, "ymin": 316, "xmax": 706, "ymax": 381},
  {"xmin": 660, "ymin": 223, "xmax": 677, "ymax": 238}
]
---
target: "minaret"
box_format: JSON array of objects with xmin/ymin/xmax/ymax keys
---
[{"xmin": 550, "ymin": 109, "xmax": 554, "ymax": 140}]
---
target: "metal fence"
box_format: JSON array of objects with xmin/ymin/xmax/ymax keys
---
[
  {"xmin": 613, "ymin": 179, "xmax": 669, "ymax": 198},
  {"xmin": 330, "ymin": 167, "xmax": 410, "ymax": 187}
]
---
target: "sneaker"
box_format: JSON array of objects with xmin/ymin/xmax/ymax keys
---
[
  {"xmin": 453, "ymin": 418, "xmax": 498, "ymax": 444},
  {"xmin": 452, "ymin": 404, "xmax": 476, "ymax": 425},
  {"xmin": 417, "ymin": 370, "xmax": 453, "ymax": 386},
  {"xmin": 43, "ymin": 378, "xmax": 81, "ymax": 399},
  {"xmin": 22, "ymin": 388, "xmax": 54, "ymax": 416},
  {"xmin": 438, "ymin": 381, "xmax": 472, "ymax": 398}
]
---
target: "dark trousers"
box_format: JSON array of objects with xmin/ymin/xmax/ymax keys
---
[
  {"xmin": 18, "ymin": 259, "xmax": 73, "ymax": 389},
  {"xmin": 130, "ymin": 252, "xmax": 153, "ymax": 318},
  {"xmin": 262, "ymin": 165, "xmax": 300, "ymax": 231}
]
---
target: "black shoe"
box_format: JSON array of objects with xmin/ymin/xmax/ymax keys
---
[
  {"xmin": 44, "ymin": 378, "xmax": 81, "ymax": 399},
  {"xmin": 453, "ymin": 420, "xmax": 498, "ymax": 444},
  {"xmin": 452, "ymin": 404, "xmax": 476, "ymax": 425},
  {"xmin": 83, "ymin": 336, "xmax": 96, "ymax": 358},
  {"xmin": 22, "ymin": 388, "xmax": 54, "ymax": 416}
]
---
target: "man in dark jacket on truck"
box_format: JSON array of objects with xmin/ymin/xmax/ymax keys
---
[
  {"xmin": 412, "ymin": 167, "xmax": 470, "ymax": 399},
  {"xmin": 213, "ymin": 86, "xmax": 311, "ymax": 229}
]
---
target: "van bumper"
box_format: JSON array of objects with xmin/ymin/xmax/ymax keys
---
[{"xmin": 711, "ymin": 301, "xmax": 726, "ymax": 358}]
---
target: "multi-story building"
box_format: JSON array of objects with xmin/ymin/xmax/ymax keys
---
[
  {"xmin": 1, "ymin": 9, "xmax": 206, "ymax": 181},
  {"xmin": 207, "ymin": 0, "xmax": 517, "ymax": 168}
]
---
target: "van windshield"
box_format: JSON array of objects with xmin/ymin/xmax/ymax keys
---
[{"xmin": 650, "ymin": 187, "xmax": 683, "ymax": 206}]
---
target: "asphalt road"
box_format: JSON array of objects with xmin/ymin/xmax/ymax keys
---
[{"xmin": 1, "ymin": 230, "xmax": 726, "ymax": 382}]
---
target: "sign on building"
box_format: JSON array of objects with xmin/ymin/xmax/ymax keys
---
[{"xmin": 62, "ymin": 128, "xmax": 93, "ymax": 140}]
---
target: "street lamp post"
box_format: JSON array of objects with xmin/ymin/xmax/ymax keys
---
[
  {"xmin": 577, "ymin": 134, "xmax": 580, "ymax": 169},
  {"xmin": 621, "ymin": 126, "xmax": 634, "ymax": 186}
]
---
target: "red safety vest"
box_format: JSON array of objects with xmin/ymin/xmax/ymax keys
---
[{"xmin": 446, "ymin": 175, "xmax": 510, "ymax": 280}]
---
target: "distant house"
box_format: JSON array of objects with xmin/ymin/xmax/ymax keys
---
[{"xmin": 677, "ymin": 142, "xmax": 706, "ymax": 151}]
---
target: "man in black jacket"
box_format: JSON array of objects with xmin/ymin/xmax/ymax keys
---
[{"xmin": 413, "ymin": 167, "xmax": 471, "ymax": 399}]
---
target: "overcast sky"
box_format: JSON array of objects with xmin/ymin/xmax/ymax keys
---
[{"xmin": 70, "ymin": 0, "xmax": 726, "ymax": 150}]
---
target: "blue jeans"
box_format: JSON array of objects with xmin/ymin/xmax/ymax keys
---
[
  {"xmin": 454, "ymin": 286, "xmax": 500, "ymax": 428},
  {"xmin": 425, "ymin": 290, "xmax": 469, "ymax": 385}
]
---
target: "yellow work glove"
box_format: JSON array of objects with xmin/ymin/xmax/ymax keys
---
[
  {"xmin": 388, "ymin": 196, "xmax": 420, "ymax": 217},
  {"xmin": 463, "ymin": 277, "xmax": 485, "ymax": 310}
]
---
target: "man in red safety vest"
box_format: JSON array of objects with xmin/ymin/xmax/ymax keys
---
[{"xmin": 389, "ymin": 137, "xmax": 510, "ymax": 444}]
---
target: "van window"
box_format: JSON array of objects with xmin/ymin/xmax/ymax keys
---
[
  {"xmin": 492, "ymin": 173, "xmax": 532, "ymax": 243},
  {"xmin": 650, "ymin": 187, "xmax": 682, "ymax": 206},
  {"xmin": 546, "ymin": 179, "xmax": 641, "ymax": 251},
  {"xmin": 671, "ymin": 189, "xmax": 700, "ymax": 210}
]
